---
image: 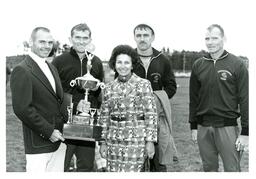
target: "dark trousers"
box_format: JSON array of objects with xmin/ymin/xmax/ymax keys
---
[{"xmin": 64, "ymin": 141, "xmax": 95, "ymax": 172}]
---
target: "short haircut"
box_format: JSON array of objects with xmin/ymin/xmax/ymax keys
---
[
  {"xmin": 108, "ymin": 45, "xmax": 140, "ymax": 72},
  {"xmin": 133, "ymin": 24, "xmax": 155, "ymax": 35},
  {"xmin": 71, "ymin": 23, "xmax": 91, "ymax": 37},
  {"xmin": 207, "ymin": 24, "xmax": 225, "ymax": 37},
  {"xmin": 30, "ymin": 27, "xmax": 50, "ymax": 41}
]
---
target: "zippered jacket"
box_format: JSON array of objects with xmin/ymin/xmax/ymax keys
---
[
  {"xmin": 189, "ymin": 51, "xmax": 248, "ymax": 135},
  {"xmin": 133, "ymin": 48, "xmax": 177, "ymax": 99},
  {"xmin": 52, "ymin": 47, "xmax": 104, "ymax": 112}
]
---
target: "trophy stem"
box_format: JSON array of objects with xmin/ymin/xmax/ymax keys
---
[
  {"xmin": 84, "ymin": 88, "xmax": 89, "ymax": 101},
  {"xmin": 78, "ymin": 88, "xmax": 90, "ymax": 118}
]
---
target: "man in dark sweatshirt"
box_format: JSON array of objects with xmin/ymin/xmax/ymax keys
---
[
  {"xmin": 189, "ymin": 24, "xmax": 248, "ymax": 172},
  {"xmin": 52, "ymin": 23, "xmax": 104, "ymax": 172},
  {"xmin": 132, "ymin": 24, "xmax": 177, "ymax": 172}
]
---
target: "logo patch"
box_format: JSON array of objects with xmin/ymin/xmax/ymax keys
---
[
  {"xmin": 151, "ymin": 73, "xmax": 161, "ymax": 83},
  {"xmin": 217, "ymin": 70, "xmax": 232, "ymax": 81}
]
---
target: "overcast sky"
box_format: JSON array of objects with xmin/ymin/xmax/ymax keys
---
[{"xmin": 2, "ymin": 0, "xmax": 255, "ymax": 61}]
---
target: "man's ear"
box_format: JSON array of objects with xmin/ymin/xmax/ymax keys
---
[
  {"xmin": 88, "ymin": 38, "xmax": 92, "ymax": 44},
  {"xmin": 29, "ymin": 38, "xmax": 33, "ymax": 47},
  {"xmin": 223, "ymin": 35, "xmax": 227, "ymax": 43},
  {"xmin": 151, "ymin": 34, "xmax": 155, "ymax": 42},
  {"xmin": 68, "ymin": 37, "xmax": 72, "ymax": 45}
]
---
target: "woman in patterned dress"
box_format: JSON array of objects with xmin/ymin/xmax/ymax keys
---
[{"xmin": 99, "ymin": 45, "xmax": 158, "ymax": 172}]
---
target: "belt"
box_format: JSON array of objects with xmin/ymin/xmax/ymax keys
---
[{"xmin": 111, "ymin": 115, "xmax": 144, "ymax": 122}]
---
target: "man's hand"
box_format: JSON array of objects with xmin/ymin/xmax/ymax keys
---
[
  {"xmin": 77, "ymin": 100, "xmax": 91, "ymax": 113},
  {"xmin": 49, "ymin": 129, "xmax": 65, "ymax": 143},
  {"xmin": 99, "ymin": 143, "xmax": 107, "ymax": 159},
  {"xmin": 235, "ymin": 135, "xmax": 249, "ymax": 152},
  {"xmin": 191, "ymin": 129, "xmax": 198, "ymax": 144},
  {"xmin": 146, "ymin": 142, "xmax": 155, "ymax": 159}
]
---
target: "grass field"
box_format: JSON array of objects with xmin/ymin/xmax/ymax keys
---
[{"xmin": 6, "ymin": 77, "xmax": 249, "ymax": 172}]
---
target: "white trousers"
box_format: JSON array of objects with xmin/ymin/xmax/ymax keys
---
[{"xmin": 26, "ymin": 143, "xmax": 67, "ymax": 172}]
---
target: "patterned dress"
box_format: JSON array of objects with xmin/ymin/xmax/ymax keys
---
[{"xmin": 99, "ymin": 74, "xmax": 158, "ymax": 172}]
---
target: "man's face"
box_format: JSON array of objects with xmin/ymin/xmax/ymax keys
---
[
  {"xmin": 70, "ymin": 30, "xmax": 91, "ymax": 53},
  {"xmin": 134, "ymin": 28, "xmax": 155, "ymax": 51},
  {"xmin": 31, "ymin": 30, "xmax": 54, "ymax": 58},
  {"xmin": 205, "ymin": 27, "xmax": 224, "ymax": 54}
]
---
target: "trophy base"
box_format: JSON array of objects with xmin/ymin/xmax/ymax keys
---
[
  {"xmin": 63, "ymin": 123, "xmax": 103, "ymax": 141},
  {"xmin": 79, "ymin": 112, "xmax": 90, "ymax": 117},
  {"xmin": 72, "ymin": 115, "xmax": 90, "ymax": 125}
]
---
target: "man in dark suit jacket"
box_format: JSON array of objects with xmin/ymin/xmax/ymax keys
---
[{"xmin": 10, "ymin": 27, "xmax": 67, "ymax": 171}]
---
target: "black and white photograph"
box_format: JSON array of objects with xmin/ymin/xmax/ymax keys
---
[{"xmin": 1, "ymin": 0, "xmax": 255, "ymax": 177}]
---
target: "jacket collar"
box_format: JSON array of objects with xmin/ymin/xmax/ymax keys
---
[
  {"xmin": 25, "ymin": 55, "xmax": 62, "ymax": 100},
  {"xmin": 70, "ymin": 47, "xmax": 80, "ymax": 59},
  {"xmin": 152, "ymin": 48, "xmax": 163, "ymax": 58},
  {"xmin": 135, "ymin": 47, "xmax": 163, "ymax": 66},
  {"xmin": 135, "ymin": 47, "xmax": 162, "ymax": 58},
  {"xmin": 70, "ymin": 47, "xmax": 93, "ymax": 61},
  {"xmin": 204, "ymin": 50, "xmax": 229, "ymax": 61}
]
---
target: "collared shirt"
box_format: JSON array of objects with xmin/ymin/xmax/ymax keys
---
[{"xmin": 29, "ymin": 51, "xmax": 56, "ymax": 93}]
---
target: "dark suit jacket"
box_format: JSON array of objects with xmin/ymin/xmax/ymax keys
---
[{"xmin": 10, "ymin": 55, "xmax": 67, "ymax": 154}]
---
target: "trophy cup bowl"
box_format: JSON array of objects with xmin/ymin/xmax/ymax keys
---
[
  {"xmin": 70, "ymin": 73, "xmax": 105, "ymax": 94},
  {"xmin": 63, "ymin": 72, "xmax": 105, "ymax": 142},
  {"xmin": 70, "ymin": 73, "xmax": 105, "ymax": 117}
]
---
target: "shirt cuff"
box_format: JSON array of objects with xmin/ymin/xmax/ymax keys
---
[
  {"xmin": 190, "ymin": 122, "xmax": 198, "ymax": 130},
  {"xmin": 241, "ymin": 127, "xmax": 248, "ymax": 136}
]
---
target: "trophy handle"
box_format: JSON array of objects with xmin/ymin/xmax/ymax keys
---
[
  {"xmin": 98, "ymin": 82, "xmax": 105, "ymax": 89},
  {"xmin": 70, "ymin": 80, "xmax": 76, "ymax": 87}
]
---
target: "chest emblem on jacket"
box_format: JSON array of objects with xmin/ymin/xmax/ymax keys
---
[
  {"xmin": 151, "ymin": 73, "xmax": 161, "ymax": 83},
  {"xmin": 217, "ymin": 70, "xmax": 232, "ymax": 81}
]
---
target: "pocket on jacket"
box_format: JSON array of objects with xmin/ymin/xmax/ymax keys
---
[{"xmin": 31, "ymin": 131, "xmax": 53, "ymax": 148}]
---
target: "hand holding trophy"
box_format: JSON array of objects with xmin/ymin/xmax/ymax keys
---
[
  {"xmin": 70, "ymin": 43, "xmax": 105, "ymax": 118},
  {"xmin": 63, "ymin": 43, "xmax": 104, "ymax": 141},
  {"xmin": 77, "ymin": 100, "xmax": 91, "ymax": 116}
]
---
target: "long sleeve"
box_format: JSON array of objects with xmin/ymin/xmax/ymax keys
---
[
  {"xmin": 141, "ymin": 80, "xmax": 158, "ymax": 142},
  {"xmin": 189, "ymin": 63, "xmax": 200, "ymax": 130},
  {"xmin": 163, "ymin": 58, "xmax": 177, "ymax": 99},
  {"xmin": 10, "ymin": 66, "xmax": 54, "ymax": 138},
  {"xmin": 98, "ymin": 87, "xmax": 110, "ymax": 140},
  {"xmin": 237, "ymin": 62, "xmax": 248, "ymax": 135}
]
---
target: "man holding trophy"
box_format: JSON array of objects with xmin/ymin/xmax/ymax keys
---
[{"xmin": 52, "ymin": 23, "xmax": 104, "ymax": 172}]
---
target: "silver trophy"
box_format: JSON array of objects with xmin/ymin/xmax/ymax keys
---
[
  {"xmin": 70, "ymin": 48, "xmax": 105, "ymax": 121},
  {"xmin": 63, "ymin": 44, "xmax": 104, "ymax": 141}
]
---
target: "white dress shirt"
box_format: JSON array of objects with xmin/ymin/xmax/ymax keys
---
[{"xmin": 29, "ymin": 51, "xmax": 56, "ymax": 93}]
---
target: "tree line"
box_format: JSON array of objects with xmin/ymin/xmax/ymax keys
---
[
  {"xmin": 6, "ymin": 46, "xmax": 249, "ymax": 72},
  {"xmin": 162, "ymin": 47, "xmax": 249, "ymax": 72}
]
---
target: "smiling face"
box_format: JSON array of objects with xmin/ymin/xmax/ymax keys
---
[
  {"xmin": 70, "ymin": 29, "xmax": 92, "ymax": 53},
  {"xmin": 205, "ymin": 27, "xmax": 224, "ymax": 55},
  {"xmin": 30, "ymin": 30, "xmax": 54, "ymax": 58},
  {"xmin": 115, "ymin": 54, "xmax": 133, "ymax": 77}
]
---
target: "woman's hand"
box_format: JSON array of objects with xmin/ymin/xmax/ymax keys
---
[
  {"xmin": 146, "ymin": 142, "xmax": 155, "ymax": 159},
  {"xmin": 99, "ymin": 143, "xmax": 107, "ymax": 159}
]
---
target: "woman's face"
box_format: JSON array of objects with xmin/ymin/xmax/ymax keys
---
[{"xmin": 115, "ymin": 54, "xmax": 133, "ymax": 77}]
